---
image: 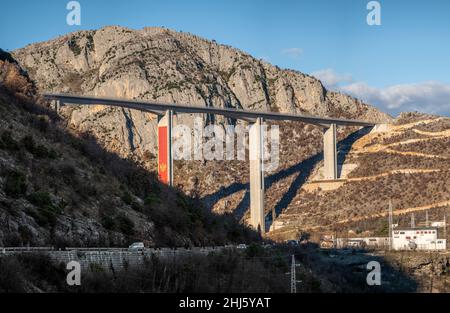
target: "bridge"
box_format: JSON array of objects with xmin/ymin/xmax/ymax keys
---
[{"xmin": 43, "ymin": 93, "xmax": 378, "ymax": 234}]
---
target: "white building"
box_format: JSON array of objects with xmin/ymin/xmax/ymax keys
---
[
  {"xmin": 335, "ymin": 237, "xmax": 390, "ymax": 249},
  {"xmin": 392, "ymin": 227, "xmax": 446, "ymax": 251}
]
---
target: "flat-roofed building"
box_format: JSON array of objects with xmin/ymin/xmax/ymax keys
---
[{"xmin": 392, "ymin": 227, "xmax": 446, "ymax": 251}]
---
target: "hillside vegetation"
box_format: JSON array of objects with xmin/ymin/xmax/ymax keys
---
[{"xmin": 0, "ymin": 51, "xmax": 259, "ymax": 247}]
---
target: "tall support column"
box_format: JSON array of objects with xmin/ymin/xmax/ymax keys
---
[
  {"xmin": 249, "ymin": 117, "xmax": 265, "ymax": 233},
  {"xmin": 157, "ymin": 110, "xmax": 173, "ymax": 186},
  {"xmin": 52, "ymin": 100, "xmax": 62, "ymax": 113},
  {"xmin": 323, "ymin": 123, "xmax": 337, "ymax": 180}
]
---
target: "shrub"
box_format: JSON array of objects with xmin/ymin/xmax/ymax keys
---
[
  {"xmin": 116, "ymin": 214, "xmax": 135, "ymax": 236},
  {"xmin": 33, "ymin": 116, "xmax": 49, "ymax": 133},
  {"xmin": 131, "ymin": 201, "xmax": 143, "ymax": 212},
  {"xmin": 18, "ymin": 225, "xmax": 34, "ymax": 243},
  {"xmin": 32, "ymin": 144, "xmax": 50, "ymax": 158},
  {"xmin": 144, "ymin": 193, "xmax": 160, "ymax": 206},
  {"xmin": 99, "ymin": 211, "xmax": 135, "ymax": 236},
  {"xmin": 68, "ymin": 38, "xmax": 82, "ymax": 56},
  {"xmin": 35, "ymin": 206, "xmax": 59, "ymax": 227},
  {"xmin": 21, "ymin": 135, "xmax": 35, "ymax": 153},
  {"xmin": 100, "ymin": 214, "xmax": 116, "ymax": 231},
  {"xmin": 121, "ymin": 191, "xmax": 133, "ymax": 205},
  {"xmin": 245, "ymin": 243, "xmax": 265, "ymax": 258},
  {"xmin": 27, "ymin": 191, "xmax": 52, "ymax": 208},
  {"xmin": 0, "ymin": 130, "xmax": 19, "ymax": 151},
  {"xmin": 3, "ymin": 169, "xmax": 27, "ymax": 197},
  {"xmin": 58, "ymin": 162, "xmax": 77, "ymax": 184},
  {"xmin": 20, "ymin": 135, "xmax": 52, "ymax": 159},
  {"xmin": 0, "ymin": 59, "xmax": 35, "ymax": 97},
  {"xmin": 27, "ymin": 192, "xmax": 61, "ymax": 227}
]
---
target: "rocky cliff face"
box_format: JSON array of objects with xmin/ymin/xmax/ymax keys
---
[{"xmin": 13, "ymin": 26, "xmax": 390, "ymax": 160}]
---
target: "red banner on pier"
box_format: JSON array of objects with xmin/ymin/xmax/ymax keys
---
[{"xmin": 158, "ymin": 125, "xmax": 169, "ymax": 184}]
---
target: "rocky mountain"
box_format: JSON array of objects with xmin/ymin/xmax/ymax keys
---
[
  {"xmin": 0, "ymin": 51, "xmax": 259, "ymax": 247},
  {"xmin": 11, "ymin": 26, "xmax": 393, "ymax": 230}
]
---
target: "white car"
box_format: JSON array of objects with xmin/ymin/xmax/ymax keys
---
[
  {"xmin": 236, "ymin": 244, "xmax": 247, "ymax": 249},
  {"xmin": 128, "ymin": 242, "xmax": 145, "ymax": 251}
]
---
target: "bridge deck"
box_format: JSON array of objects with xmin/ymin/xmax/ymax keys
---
[{"xmin": 43, "ymin": 93, "xmax": 377, "ymax": 127}]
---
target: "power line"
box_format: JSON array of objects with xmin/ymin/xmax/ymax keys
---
[{"xmin": 388, "ymin": 200, "xmax": 393, "ymax": 251}]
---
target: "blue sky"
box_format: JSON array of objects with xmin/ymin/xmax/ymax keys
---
[{"xmin": 1, "ymin": 0, "xmax": 449, "ymax": 116}]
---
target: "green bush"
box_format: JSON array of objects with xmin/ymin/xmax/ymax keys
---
[
  {"xmin": 3, "ymin": 170, "xmax": 27, "ymax": 197},
  {"xmin": 20, "ymin": 135, "xmax": 53, "ymax": 159},
  {"xmin": 121, "ymin": 191, "xmax": 133, "ymax": 205},
  {"xmin": 100, "ymin": 214, "xmax": 116, "ymax": 231},
  {"xmin": 0, "ymin": 131, "xmax": 19, "ymax": 151},
  {"xmin": 36, "ymin": 206, "xmax": 60, "ymax": 227},
  {"xmin": 27, "ymin": 192, "xmax": 61, "ymax": 227},
  {"xmin": 99, "ymin": 212, "xmax": 135, "ymax": 236},
  {"xmin": 116, "ymin": 214, "xmax": 135, "ymax": 236},
  {"xmin": 144, "ymin": 193, "xmax": 160, "ymax": 206},
  {"xmin": 21, "ymin": 135, "xmax": 35, "ymax": 153},
  {"xmin": 27, "ymin": 192, "xmax": 52, "ymax": 208},
  {"xmin": 131, "ymin": 201, "xmax": 143, "ymax": 212},
  {"xmin": 245, "ymin": 243, "xmax": 265, "ymax": 258},
  {"xmin": 32, "ymin": 144, "xmax": 50, "ymax": 158}
]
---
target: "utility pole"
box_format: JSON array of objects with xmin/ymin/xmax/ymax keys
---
[
  {"xmin": 291, "ymin": 255, "xmax": 296, "ymax": 293},
  {"xmin": 426, "ymin": 210, "xmax": 429, "ymax": 227},
  {"xmin": 444, "ymin": 213, "xmax": 447, "ymax": 236},
  {"xmin": 444, "ymin": 213, "xmax": 447, "ymax": 249},
  {"xmin": 290, "ymin": 255, "xmax": 302, "ymax": 293},
  {"xmin": 388, "ymin": 200, "xmax": 393, "ymax": 251},
  {"xmin": 411, "ymin": 213, "xmax": 415, "ymax": 229}
]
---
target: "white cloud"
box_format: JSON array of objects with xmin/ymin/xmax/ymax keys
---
[
  {"xmin": 341, "ymin": 81, "xmax": 450, "ymax": 116},
  {"xmin": 281, "ymin": 48, "xmax": 303, "ymax": 59},
  {"xmin": 311, "ymin": 68, "xmax": 353, "ymax": 90},
  {"xmin": 311, "ymin": 68, "xmax": 450, "ymax": 116}
]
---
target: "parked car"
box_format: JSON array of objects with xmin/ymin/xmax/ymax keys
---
[
  {"xmin": 128, "ymin": 242, "xmax": 145, "ymax": 251},
  {"xmin": 236, "ymin": 244, "xmax": 247, "ymax": 249}
]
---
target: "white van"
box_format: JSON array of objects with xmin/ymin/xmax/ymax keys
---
[{"xmin": 128, "ymin": 242, "xmax": 145, "ymax": 251}]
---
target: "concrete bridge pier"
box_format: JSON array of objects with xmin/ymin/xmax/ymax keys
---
[
  {"xmin": 157, "ymin": 110, "xmax": 173, "ymax": 186},
  {"xmin": 249, "ymin": 117, "xmax": 265, "ymax": 233},
  {"xmin": 52, "ymin": 99, "xmax": 63, "ymax": 113},
  {"xmin": 323, "ymin": 123, "xmax": 338, "ymax": 180}
]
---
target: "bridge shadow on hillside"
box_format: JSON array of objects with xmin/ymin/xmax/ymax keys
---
[
  {"xmin": 337, "ymin": 126, "xmax": 372, "ymax": 178},
  {"xmin": 201, "ymin": 127, "xmax": 373, "ymax": 226}
]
